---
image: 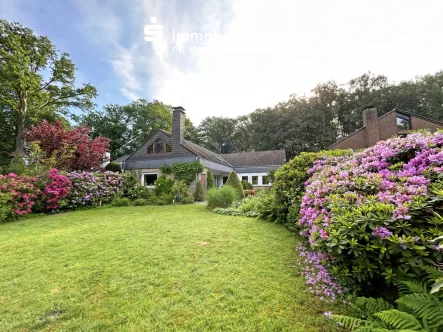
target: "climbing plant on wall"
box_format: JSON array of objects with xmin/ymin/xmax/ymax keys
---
[{"xmin": 160, "ymin": 161, "xmax": 204, "ymax": 185}]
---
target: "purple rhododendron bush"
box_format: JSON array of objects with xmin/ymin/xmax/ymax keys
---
[
  {"xmin": 299, "ymin": 131, "xmax": 443, "ymax": 295},
  {"xmin": 65, "ymin": 171, "xmax": 123, "ymax": 209}
]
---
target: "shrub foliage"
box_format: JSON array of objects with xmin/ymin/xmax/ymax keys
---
[
  {"xmin": 225, "ymin": 171, "xmax": 244, "ymax": 199},
  {"xmin": 299, "ymin": 132, "xmax": 443, "ymax": 293},
  {"xmin": 206, "ymin": 170, "xmax": 215, "ymax": 189},
  {"xmin": 105, "ymin": 162, "xmax": 122, "ymax": 173},
  {"xmin": 206, "ymin": 186, "xmax": 236, "ymax": 209}
]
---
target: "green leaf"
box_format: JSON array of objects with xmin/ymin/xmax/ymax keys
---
[{"xmin": 373, "ymin": 309, "xmax": 423, "ymax": 330}]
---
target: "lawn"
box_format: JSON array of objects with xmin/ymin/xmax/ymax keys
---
[{"xmin": 0, "ymin": 205, "xmax": 339, "ymax": 331}]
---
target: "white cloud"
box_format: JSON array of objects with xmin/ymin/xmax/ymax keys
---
[
  {"xmin": 75, "ymin": 0, "xmax": 443, "ymax": 125},
  {"xmin": 145, "ymin": 0, "xmax": 443, "ymax": 124}
]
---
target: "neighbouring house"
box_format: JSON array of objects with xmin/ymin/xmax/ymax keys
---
[
  {"xmin": 118, "ymin": 106, "xmax": 286, "ymax": 190},
  {"xmin": 329, "ymin": 107, "xmax": 443, "ymax": 150}
]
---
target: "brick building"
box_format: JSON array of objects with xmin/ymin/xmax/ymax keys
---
[{"xmin": 329, "ymin": 107, "xmax": 443, "ymax": 150}]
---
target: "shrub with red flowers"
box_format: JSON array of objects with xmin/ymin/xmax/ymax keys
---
[
  {"xmin": 299, "ymin": 131, "xmax": 443, "ymax": 295},
  {"xmin": 0, "ymin": 173, "xmax": 40, "ymax": 222},
  {"xmin": 42, "ymin": 169, "xmax": 72, "ymax": 210}
]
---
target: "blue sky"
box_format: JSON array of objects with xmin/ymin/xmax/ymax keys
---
[{"xmin": 2, "ymin": 0, "xmax": 443, "ymax": 124}]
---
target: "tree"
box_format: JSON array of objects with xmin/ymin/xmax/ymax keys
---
[
  {"xmin": 198, "ymin": 117, "xmax": 237, "ymax": 153},
  {"xmin": 0, "ymin": 20, "xmax": 97, "ymax": 154},
  {"xmin": 194, "ymin": 181, "xmax": 205, "ymax": 202},
  {"xmin": 80, "ymin": 100, "xmax": 199, "ymax": 159},
  {"xmin": 225, "ymin": 171, "xmax": 244, "ymax": 199},
  {"xmin": 26, "ymin": 120, "xmax": 109, "ymax": 171},
  {"xmin": 206, "ymin": 170, "xmax": 215, "ymax": 189},
  {"xmin": 105, "ymin": 162, "xmax": 122, "ymax": 173}
]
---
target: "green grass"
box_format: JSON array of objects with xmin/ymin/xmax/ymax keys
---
[{"xmin": 0, "ymin": 205, "xmax": 340, "ymax": 331}]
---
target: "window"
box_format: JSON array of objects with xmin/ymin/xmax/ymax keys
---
[
  {"xmin": 143, "ymin": 173, "xmax": 158, "ymax": 186},
  {"xmin": 396, "ymin": 113, "xmax": 411, "ymax": 130},
  {"xmin": 241, "ymin": 176, "xmax": 248, "ymax": 182},
  {"xmin": 223, "ymin": 176, "xmax": 228, "ymax": 185},
  {"xmin": 262, "ymin": 175, "xmax": 270, "ymax": 185},
  {"xmin": 147, "ymin": 141, "xmax": 172, "ymax": 155},
  {"xmin": 252, "ymin": 176, "xmax": 258, "ymax": 185}
]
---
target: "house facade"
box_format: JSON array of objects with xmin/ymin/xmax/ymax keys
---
[
  {"xmin": 329, "ymin": 107, "xmax": 443, "ymax": 150},
  {"xmin": 119, "ymin": 106, "xmax": 286, "ymax": 189}
]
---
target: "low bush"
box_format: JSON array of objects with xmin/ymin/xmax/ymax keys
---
[
  {"xmin": 112, "ymin": 197, "xmax": 131, "ymax": 207},
  {"xmin": 39, "ymin": 169, "xmax": 71, "ymax": 211},
  {"xmin": 0, "ymin": 173, "xmax": 40, "ymax": 222},
  {"xmin": 239, "ymin": 189, "xmax": 283, "ymax": 221},
  {"xmin": 206, "ymin": 186, "xmax": 236, "ymax": 209},
  {"xmin": 153, "ymin": 176, "xmax": 174, "ymax": 196},
  {"xmin": 133, "ymin": 198, "xmax": 148, "ymax": 206},
  {"xmin": 65, "ymin": 171, "xmax": 123, "ymax": 209},
  {"xmin": 243, "ymin": 189, "xmax": 255, "ymax": 197},
  {"xmin": 154, "ymin": 193, "xmax": 174, "ymax": 206},
  {"xmin": 241, "ymin": 180, "xmax": 253, "ymax": 190},
  {"xmin": 126, "ymin": 184, "xmax": 153, "ymax": 200},
  {"xmin": 212, "ymin": 207, "xmax": 259, "ymax": 217},
  {"xmin": 181, "ymin": 196, "xmax": 195, "ymax": 204},
  {"xmin": 105, "ymin": 162, "xmax": 122, "ymax": 173},
  {"xmin": 225, "ymin": 171, "xmax": 244, "ymax": 199}
]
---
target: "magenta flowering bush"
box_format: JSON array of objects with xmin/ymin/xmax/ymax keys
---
[
  {"xmin": 0, "ymin": 173, "xmax": 40, "ymax": 222},
  {"xmin": 42, "ymin": 169, "xmax": 72, "ymax": 210},
  {"xmin": 65, "ymin": 171, "xmax": 123, "ymax": 208},
  {"xmin": 299, "ymin": 131, "xmax": 443, "ymax": 293}
]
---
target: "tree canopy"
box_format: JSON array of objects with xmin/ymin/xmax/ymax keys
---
[{"xmin": 0, "ymin": 19, "xmax": 97, "ymax": 157}]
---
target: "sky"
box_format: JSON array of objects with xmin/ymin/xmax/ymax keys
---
[{"xmin": 1, "ymin": 0, "xmax": 443, "ymax": 125}]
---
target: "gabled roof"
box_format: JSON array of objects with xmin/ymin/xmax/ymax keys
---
[
  {"xmin": 221, "ymin": 150, "xmax": 286, "ymax": 167},
  {"xmin": 124, "ymin": 128, "xmax": 285, "ymax": 169},
  {"xmin": 114, "ymin": 154, "xmax": 130, "ymax": 163},
  {"xmin": 181, "ymin": 140, "xmax": 233, "ymax": 167}
]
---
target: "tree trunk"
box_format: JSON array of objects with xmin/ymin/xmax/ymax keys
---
[{"xmin": 15, "ymin": 92, "xmax": 27, "ymax": 154}]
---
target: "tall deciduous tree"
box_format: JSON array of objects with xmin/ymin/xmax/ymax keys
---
[{"xmin": 0, "ymin": 20, "xmax": 97, "ymax": 154}]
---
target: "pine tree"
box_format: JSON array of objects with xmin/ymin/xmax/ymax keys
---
[
  {"xmin": 194, "ymin": 181, "xmax": 205, "ymax": 202},
  {"xmin": 207, "ymin": 170, "xmax": 215, "ymax": 189},
  {"xmin": 225, "ymin": 171, "xmax": 244, "ymax": 199}
]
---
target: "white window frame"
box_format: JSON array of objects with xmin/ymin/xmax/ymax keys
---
[
  {"xmin": 141, "ymin": 173, "xmax": 158, "ymax": 188},
  {"xmin": 236, "ymin": 173, "xmax": 271, "ymax": 187}
]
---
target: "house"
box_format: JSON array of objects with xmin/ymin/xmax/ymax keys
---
[
  {"xmin": 119, "ymin": 106, "xmax": 286, "ymax": 189},
  {"xmin": 329, "ymin": 107, "xmax": 443, "ymax": 150}
]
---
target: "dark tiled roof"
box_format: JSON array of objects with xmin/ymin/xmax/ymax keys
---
[
  {"xmin": 114, "ymin": 154, "xmax": 130, "ymax": 163},
  {"xmin": 221, "ymin": 150, "xmax": 286, "ymax": 167},
  {"xmin": 123, "ymin": 128, "xmax": 285, "ymax": 168},
  {"xmin": 182, "ymin": 140, "xmax": 232, "ymax": 167}
]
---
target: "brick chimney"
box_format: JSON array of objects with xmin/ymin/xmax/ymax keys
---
[
  {"xmin": 172, "ymin": 106, "xmax": 185, "ymax": 143},
  {"xmin": 363, "ymin": 107, "xmax": 379, "ymax": 147}
]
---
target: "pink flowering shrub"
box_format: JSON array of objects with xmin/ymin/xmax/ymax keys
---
[
  {"xmin": 0, "ymin": 173, "xmax": 40, "ymax": 222},
  {"xmin": 41, "ymin": 169, "xmax": 72, "ymax": 210},
  {"xmin": 299, "ymin": 131, "xmax": 443, "ymax": 293}
]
